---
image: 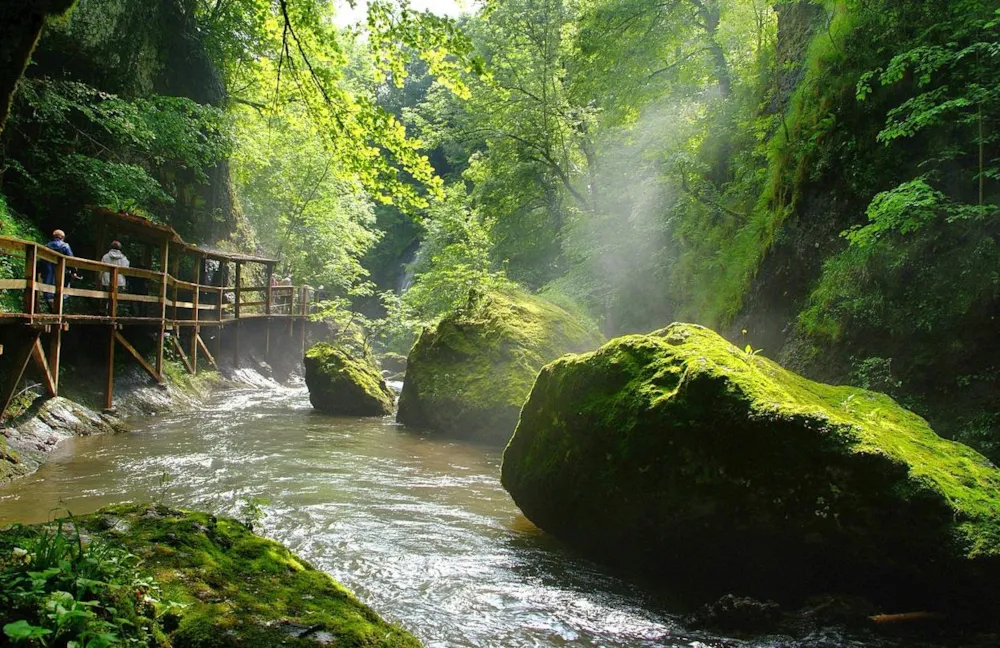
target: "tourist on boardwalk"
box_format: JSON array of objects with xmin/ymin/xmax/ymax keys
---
[
  {"xmin": 41, "ymin": 229, "xmax": 80, "ymax": 307},
  {"xmin": 100, "ymin": 241, "xmax": 130, "ymax": 291}
]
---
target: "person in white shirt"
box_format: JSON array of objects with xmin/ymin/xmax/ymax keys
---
[{"xmin": 100, "ymin": 240, "xmax": 129, "ymax": 291}]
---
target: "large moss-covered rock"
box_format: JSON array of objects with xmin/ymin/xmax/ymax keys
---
[
  {"xmin": 501, "ymin": 323, "xmax": 1000, "ymax": 605},
  {"xmin": 50, "ymin": 504, "xmax": 421, "ymax": 647},
  {"xmin": 304, "ymin": 343, "xmax": 394, "ymax": 416},
  {"xmin": 397, "ymin": 290, "xmax": 604, "ymax": 443}
]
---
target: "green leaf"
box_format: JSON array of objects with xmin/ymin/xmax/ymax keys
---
[{"xmin": 3, "ymin": 620, "xmax": 53, "ymax": 640}]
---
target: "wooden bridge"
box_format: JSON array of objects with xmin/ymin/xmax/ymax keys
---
[{"xmin": 0, "ymin": 212, "xmax": 317, "ymax": 418}]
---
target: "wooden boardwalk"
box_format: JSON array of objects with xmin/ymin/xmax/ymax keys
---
[{"xmin": 0, "ymin": 231, "xmax": 315, "ymax": 417}]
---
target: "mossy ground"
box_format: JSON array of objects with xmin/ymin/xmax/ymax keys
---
[
  {"xmin": 66, "ymin": 504, "xmax": 421, "ymax": 648},
  {"xmin": 397, "ymin": 289, "xmax": 604, "ymax": 444},
  {"xmin": 304, "ymin": 343, "xmax": 394, "ymax": 416},
  {"xmin": 502, "ymin": 323, "xmax": 1000, "ymax": 606}
]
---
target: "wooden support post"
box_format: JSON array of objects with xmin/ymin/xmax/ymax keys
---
[
  {"xmin": 265, "ymin": 264, "xmax": 273, "ymax": 315},
  {"xmin": 196, "ymin": 333, "xmax": 219, "ymax": 370},
  {"xmin": 24, "ymin": 244, "xmax": 36, "ymax": 319},
  {"xmin": 47, "ymin": 325, "xmax": 62, "ymax": 393},
  {"xmin": 234, "ymin": 262, "xmax": 242, "ymax": 319},
  {"xmin": 170, "ymin": 334, "xmax": 195, "ymax": 375},
  {"xmin": 156, "ymin": 240, "xmax": 169, "ymax": 376},
  {"xmin": 31, "ymin": 338, "xmax": 57, "ymax": 397},
  {"xmin": 115, "ymin": 331, "xmax": 162, "ymax": 383},
  {"xmin": 300, "ymin": 318, "xmax": 306, "ymax": 357},
  {"xmin": 265, "ymin": 320, "xmax": 271, "ymax": 357},
  {"xmin": 217, "ymin": 287, "xmax": 224, "ymax": 322},
  {"xmin": 191, "ymin": 258, "xmax": 201, "ymax": 374},
  {"xmin": 0, "ymin": 331, "xmax": 40, "ymax": 420},
  {"xmin": 105, "ymin": 325, "xmax": 116, "ymax": 410}
]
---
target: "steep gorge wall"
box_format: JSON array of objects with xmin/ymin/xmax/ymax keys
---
[{"xmin": 2, "ymin": 0, "xmax": 251, "ymax": 248}]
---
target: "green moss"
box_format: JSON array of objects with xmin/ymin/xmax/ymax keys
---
[
  {"xmin": 0, "ymin": 435, "xmax": 30, "ymax": 484},
  {"xmin": 304, "ymin": 343, "xmax": 395, "ymax": 416},
  {"xmin": 502, "ymin": 323, "xmax": 1000, "ymax": 604},
  {"xmin": 397, "ymin": 289, "xmax": 605, "ymax": 444},
  {"xmin": 67, "ymin": 504, "xmax": 421, "ymax": 648}
]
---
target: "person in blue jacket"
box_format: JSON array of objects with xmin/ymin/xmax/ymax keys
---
[{"xmin": 41, "ymin": 229, "xmax": 79, "ymax": 307}]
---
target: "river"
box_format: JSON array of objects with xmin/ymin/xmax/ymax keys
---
[{"xmin": 0, "ymin": 386, "xmax": 941, "ymax": 648}]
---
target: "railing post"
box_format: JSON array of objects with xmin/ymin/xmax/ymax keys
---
[
  {"xmin": 54, "ymin": 257, "xmax": 66, "ymax": 317},
  {"xmin": 23, "ymin": 244, "xmax": 36, "ymax": 319},
  {"xmin": 218, "ymin": 287, "xmax": 224, "ymax": 322},
  {"xmin": 234, "ymin": 262, "xmax": 242, "ymax": 319},
  {"xmin": 110, "ymin": 267, "xmax": 119, "ymax": 321}
]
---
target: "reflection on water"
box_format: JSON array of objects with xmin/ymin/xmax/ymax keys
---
[{"xmin": 0, "ymin": 388, "xmax": 916, "ymax": 648}]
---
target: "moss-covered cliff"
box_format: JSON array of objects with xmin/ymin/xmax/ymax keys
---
[{"xmin": 502, "ymin": 323, "xmax": 1000, "ymax": 606}]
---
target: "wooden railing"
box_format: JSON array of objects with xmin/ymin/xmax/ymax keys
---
[{"xmin": 0, "ymin": 236, "xmax": 314, "ymax": 325}]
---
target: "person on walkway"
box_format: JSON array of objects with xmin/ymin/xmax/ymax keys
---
[
  {"xmin": 100, "ymin": 240, "xmax": 130, "ymax": 291},
  {"xmin": 42, "ymin": 229, "xmax": 79, "ymax": 308}
]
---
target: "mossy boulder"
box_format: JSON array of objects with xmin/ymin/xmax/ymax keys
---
[
  {"xmin": 304, "ymin": 343, "xmax": 394, "ymax": 416},
  {"xmin": 501, "ymin": 323, "xmax": 1000, "ymax": 606},
  {"xmin": 397, "ymin": 290, "xmax": 604, "ymax": 443},
  {"xmin": 59, "ymin": 504, "xmax": 421, "ymax": 647}
]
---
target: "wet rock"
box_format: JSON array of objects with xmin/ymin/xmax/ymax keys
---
[
  {"xmin": 304, "ymin": 343, "xmax": 395, "ymax": 416},
  {"xmin": 688, "ymin": 594, "xmax": 782, "ymax": 633},
  {"xmin": 1, "ymin": 396, "xmax": 127, "ymax": 484},
  {"xmin": 397, "ymin": 290, "xmax": 604, "ymax": 444},
  {"xmin": 501, "ymin": 323, "xmax": 1000, "ymax": 607}
]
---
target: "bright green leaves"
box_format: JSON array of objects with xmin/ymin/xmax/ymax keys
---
[
  {"xmin": 367, "ymin": 0, "xmax": 480, "ymax": 99},
  {"xmin": 4, "ymin": 619, "xmax": 53, "ymax": 641},
  {"xmin": 8, "ymin": 78, "xmax": 230, "ymax": 217},
  {"xmin": 846, "ymin": 178, "xmax": 947, "ymax": 246}
]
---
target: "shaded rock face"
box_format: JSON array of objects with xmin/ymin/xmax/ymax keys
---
[
  {"xmin": 501, "ymin": 323, "xmax": 1000, "ymax": 607},
  {"xmin": 304, "ymin": 343, "xmax": 394, "ymax": 417},
  {"xmin": 397, "ymin": 290, "xmax": 604, "ymax": 444}
]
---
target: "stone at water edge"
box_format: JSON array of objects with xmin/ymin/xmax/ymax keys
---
[
  {"xmin": 396, "ymin": 290, "xmax": 605, "ymax": 444},
  {"xmin": 304, "ymin": 343, "xmax": 395, "ymax": 416},
  {"xmin": 500, "ymin": 323, "xmax": 1000, "ymax": 606}
]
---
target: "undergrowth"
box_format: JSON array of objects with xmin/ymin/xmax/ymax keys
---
[{"xmin": 0, "ymin": 516, "xmax": 178, "ymax": 647}]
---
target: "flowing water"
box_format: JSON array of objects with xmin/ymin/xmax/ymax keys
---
[{"xmin": 0, "ymin": 387, "xmax": 944, "ymax": 648}]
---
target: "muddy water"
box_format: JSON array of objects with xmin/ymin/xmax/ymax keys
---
[{"xmin": 0, "ymin": 387, "xmax": 924, "ymax": 648}]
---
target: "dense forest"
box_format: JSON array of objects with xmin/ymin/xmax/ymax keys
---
[{"xmin": 1, "ymin": 0, "xmax": 998, "ymax": 459}]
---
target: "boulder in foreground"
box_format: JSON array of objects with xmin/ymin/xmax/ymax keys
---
[
  {"xmin": 0, "ymin": 504, "xmax": 421, "ymax": 647},
  {"xmin": 304, "ymin": 343, "xmax": 395, "ymax": 416},
  {"xmin": 501, "ymin": 323, "xmax": 1000, "ymax": 606},
  {"xmin": 397, "ymin": 290, "xmax": 604, "ymax": 443}
]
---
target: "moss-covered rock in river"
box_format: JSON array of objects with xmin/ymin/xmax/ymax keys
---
[
  {"xmin": 397, "ymin": 290, "xmax": 605, "ymax": 444},
  {"xmin": 501, "ymin": 323, "xmax": 1000, "ymax": 606},
  {"xmin": 25, "ymin": 504, "xmax": 421, "ymax": 647},
  {"xmin": 304, "ymin": 343, "xmax": 395, "ymax": 416}
]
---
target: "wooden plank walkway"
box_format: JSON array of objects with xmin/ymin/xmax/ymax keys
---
[{"xmin": 0, "ymin": 234, "xmax": 315, "ymax": 416}]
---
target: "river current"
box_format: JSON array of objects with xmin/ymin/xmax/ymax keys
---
[{"xmin": 0, "ymin": 386, "xmax": 946, "ymax": 648}]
